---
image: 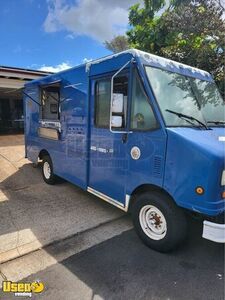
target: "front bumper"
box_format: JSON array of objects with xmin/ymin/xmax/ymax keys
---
[{"xmin": 202, "ymin": 220, "xmax": 225, "ymax": 243}]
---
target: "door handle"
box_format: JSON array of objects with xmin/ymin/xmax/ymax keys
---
[{"xmin": 122, "ymin": 133, "xmax": 128, "ymax": 144}]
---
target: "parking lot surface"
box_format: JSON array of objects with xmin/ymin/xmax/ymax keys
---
[
  {"xmin": 0, "ymin": 135, "xmax": 125, "ymax": 262},
  {"xmin": 0, "ymin": 218, "xmax": 224, "ymax": 300}
]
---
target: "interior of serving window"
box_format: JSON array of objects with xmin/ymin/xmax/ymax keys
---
[
  {"xmin": 145, "ymin": 66, "xmax": 225, "ymax": 127},
  {"xmin": 40, "ymin": 83, "xmax": 60, "ymax": 121}
]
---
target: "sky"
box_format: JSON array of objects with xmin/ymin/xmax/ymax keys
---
[{"xmin": 0, "ymin": 0, "xmax": 142, "ymax": 72}]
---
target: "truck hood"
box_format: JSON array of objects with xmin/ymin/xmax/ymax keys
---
[
  {"xmin": 164, "ymin": 127, "xmax": 225, "ymax": 215},
  {"xmin": 166, "ymin": 127, "xmax": 225, "ymax": 159}
]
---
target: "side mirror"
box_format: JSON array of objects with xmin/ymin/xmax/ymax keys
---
[{"xmin": 111, "ymin": 116, "xmax": 123, "ymax": 128}]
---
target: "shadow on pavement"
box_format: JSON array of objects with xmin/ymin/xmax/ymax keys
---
[
  {"xmin": 12, "ymin": 217, "xmax": 224, "ymax": 300},
  {"xmin": 0, "ymin": 135, "xmax": 124, "ymax": 262},
  {"xmin": 58, "ymin": 218, "xmax": 224, "ymax": 300}
]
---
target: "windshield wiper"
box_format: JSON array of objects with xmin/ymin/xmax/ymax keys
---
[
  {"xmin": 207, "ymin": 121, "xmax": 225, "ymax": 125},
  {"xmin": 165, "ymin": 109, "xmax": 209, "ymax": 130}
]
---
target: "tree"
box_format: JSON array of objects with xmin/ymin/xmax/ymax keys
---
[
  {"xmin": 127, "ymin": 0, "xmax": 166, "ymax": 53},
  {"xmin": 104, "ymin": 0, "xmax": 166, "ymax": 54},
  {"xmin": 161, "ymin": 1, "xmax": 224, "ymax": 96},
  {"xmin": 104, "ymin": 35, "xmax": 129, "ymax": 53},
  {"xmin": 127, "ymin": 0, "xmax": 225, "ymax": 96}
]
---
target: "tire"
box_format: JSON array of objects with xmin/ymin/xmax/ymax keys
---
[
  {"xmin": 132, "ymin": 191, "xmax": 187, "ymax": 252},
  {"xmin": 41, "ymin": 155, "xmax": 57, "ymax": 185}
]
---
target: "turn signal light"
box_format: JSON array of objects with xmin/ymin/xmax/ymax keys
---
[{"xmin": 222, "ymin": 191, "xmax": 225, "ymax": 199}]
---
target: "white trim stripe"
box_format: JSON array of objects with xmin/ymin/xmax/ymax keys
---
[{"xmin": 87, "ymin": 187, "xmax": 130, "ymax": 212}]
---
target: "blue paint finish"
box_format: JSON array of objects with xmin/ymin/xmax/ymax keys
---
[
  {"xmin": 24, "ymin": 49, "xmax": 224, "ymax": 218},
  {"xmin": 164, "ymin": 128, "xmax": 225, "ymax": 215},
  {"xmin": 126, "ymin": 129, "xmax": 167, "ymax": 195},
  {"xmin": 25, "ymin": 66, "xmax": 89, "ymax": 189},
  {"xmin": 88, "ymin": 62, "xmax": 130, "ymax": 204}
]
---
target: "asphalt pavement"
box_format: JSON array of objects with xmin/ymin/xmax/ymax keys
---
[
  {"xmin": 0, "ymin": 135, "xmax": 124, "ymax": 263},
  {"xmin": 1, "ymin": 218, "xmax": 224, "ymax": 300}
]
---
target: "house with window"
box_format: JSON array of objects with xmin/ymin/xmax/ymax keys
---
[{"xmin": 0, "ymin": 66, "xmax": 50, "ymax": 133}]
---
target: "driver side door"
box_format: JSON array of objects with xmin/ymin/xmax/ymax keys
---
[{"xmin": 88, "ymin": 71, "xmax": 130, "ymax": 205}]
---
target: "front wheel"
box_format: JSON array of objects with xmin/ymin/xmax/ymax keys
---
[{"xmin": 132, "ymin": 191, "xmax": 187, "ymax": 252}]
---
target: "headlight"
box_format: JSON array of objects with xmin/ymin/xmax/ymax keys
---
[{"xmin": 221, "ymin": 170, "xmax": 225, "ymax": 186}]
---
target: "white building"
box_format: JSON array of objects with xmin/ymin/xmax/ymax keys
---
[{"xmin": 0, "ymin": 66, "xmax": 50, "ymax": 133}]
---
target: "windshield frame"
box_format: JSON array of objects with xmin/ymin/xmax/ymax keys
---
[{"xmin": 144, "ymin": 64, "xmax": 224, "ymax": 128}]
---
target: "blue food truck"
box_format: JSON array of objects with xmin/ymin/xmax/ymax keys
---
[{"xmin": 24, "ymin": 49, "xmax": 225, "ymax": 252}]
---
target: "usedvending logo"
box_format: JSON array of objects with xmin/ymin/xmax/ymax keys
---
[{"xmin": 2, "ymin": 280, "xmax": 44, "ymax": 297}]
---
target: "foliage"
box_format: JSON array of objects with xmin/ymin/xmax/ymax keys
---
[
  {"xmin": 104, "ymin": 35, "xmax": 129, "ymax": 53},
  {"xmin": 127, "ymin": 0, "xmax": 225, "ymax": 96},
  {"xmin": 127, "ymin": 0, "xmax": 166, "ymax": 53},
  {"xmin": 105, "ymin": 0, "xmax": 225, "ymax": 97},
  {"xmin": 104, "ymin": 1, "xmax": 165, "ymax": 54},
  {"xmin": 158, "ymin": 0, "xmax": 225, "ymax": 96}
]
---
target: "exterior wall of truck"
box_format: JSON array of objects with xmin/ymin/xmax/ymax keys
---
[
  {"xmin": 24, "ymin": 49, "xmax": 225, "ymax": 251},
  {"xmin": 25, "ymin": 50, "xmax": 223, "ymax": 214},
  {"xmin": 25, "ymin": 52, "xmax": 167, "ymax": 204}
]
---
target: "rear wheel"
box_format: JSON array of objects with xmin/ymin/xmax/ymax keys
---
[
  {"xmin": 42, "ymin": 155, "xmax": 57, "ymax": 185},
  {"xmin": 132, "ymin": 191, "xmax": 187, "ymax": 252}
]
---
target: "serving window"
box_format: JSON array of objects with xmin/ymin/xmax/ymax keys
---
[{"xmin": 40, "ymin": 83, "xmax": 60, "ymax": 120}]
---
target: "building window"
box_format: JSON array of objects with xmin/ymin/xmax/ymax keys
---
[
  {"xmin": 41, "ymin": 84, "xmax": 60, "ymax": 120},
  {"xmin": 131, "ymin": 71, "xmax": 157, "ymax": 130}
]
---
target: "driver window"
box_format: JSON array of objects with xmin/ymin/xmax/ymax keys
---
[
  {"xmin": 95, "ymin": 75, "xmax": 128, "ymax": 128},
  {"xmin": 131, "ymin": 70, "xmax": 157, "ymax": 130}
]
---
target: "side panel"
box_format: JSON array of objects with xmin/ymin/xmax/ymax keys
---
[
  {"xmin": 126, "ymin": 130, "xmax": 167, "ymax": 196},
  {"xmin": 55, "ymin": 68, "xmax": 89, "ymax": 188},
  {"xmin": 25, "ymin": 66, "xmax": 89, "ymax": 189}
]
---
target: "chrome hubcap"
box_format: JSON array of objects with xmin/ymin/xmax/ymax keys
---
[
  {"xmin": 139, "ymin": 205, "xmax": 167, "ymax": 240},
  {"xmin": 43, "ymin": 162, "xmax": 51, "ymax": 179}
]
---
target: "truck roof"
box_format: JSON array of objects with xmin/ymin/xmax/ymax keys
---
[
  {"xmin": 26, "ymin": 49, "xmax": 212, "ymax": 87},
  {"xmin": 86, "ymin": 49, "xmax": 211, "ymax": 79}
]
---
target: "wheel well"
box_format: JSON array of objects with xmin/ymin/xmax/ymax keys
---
[
  {"xmin": 39, "ymin": 149, "xmax": 50, "ymax": 160},
  {"xmin": 128, "ymin": 184, "xmax": 175, "ymax": 212}
]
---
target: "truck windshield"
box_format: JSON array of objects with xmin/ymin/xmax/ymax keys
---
[{"xmin": 145, "ymin": 66, "xmax": 225, "ymax": 127}]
